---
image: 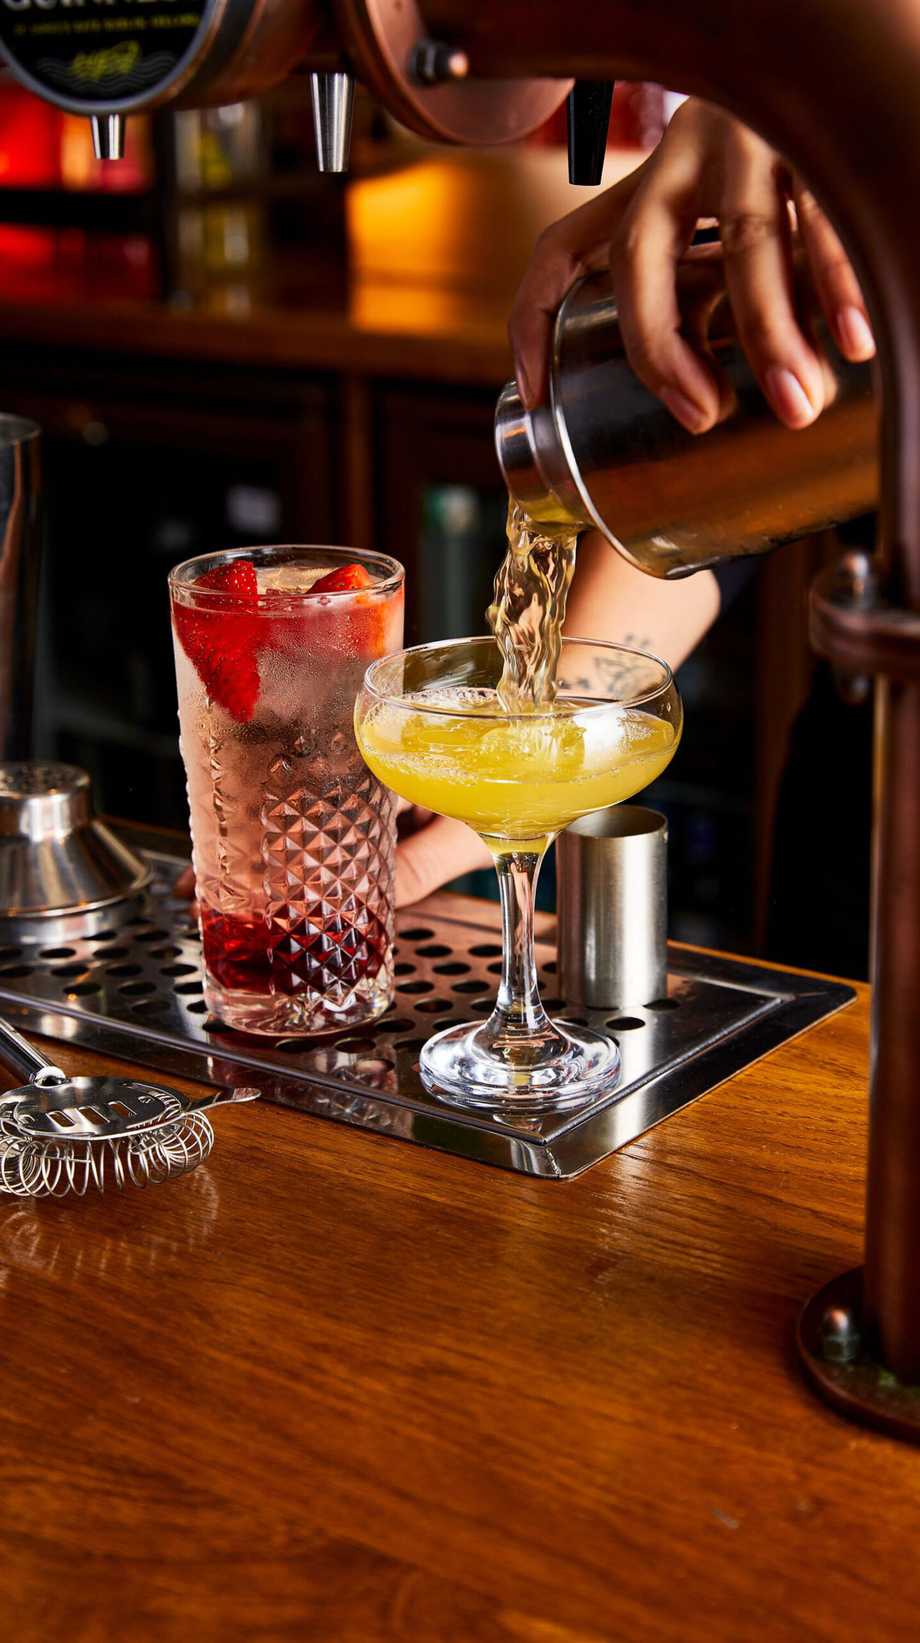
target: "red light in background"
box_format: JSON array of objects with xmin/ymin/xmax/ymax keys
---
[
  {"xmin": 0, "ymin": 224, "xmax": 155, "ymax": 300},
  {"xmin": 0, "ymin": 224, "xmax": 57, "ymax": 266},
  {"xmin": 0, "ymin": 85, "xmax": 61, "ymax": 187}
]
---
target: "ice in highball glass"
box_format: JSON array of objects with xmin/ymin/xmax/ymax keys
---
[
  {"xmin": 356, "ymin": 635, "xmax": 681, "ymax": 1110},
  {"xmin": 170, "ymin": 545, "xmax": 404, "ymax": 1036}
]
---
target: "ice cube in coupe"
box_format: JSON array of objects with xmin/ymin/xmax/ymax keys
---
[{"xmin": 170, "ymin": 546, "xmax": 404, "ymax": 1036}]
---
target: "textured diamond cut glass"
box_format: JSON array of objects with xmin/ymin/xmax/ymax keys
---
[
  {"xmin": 263, "ymin": 758, "xmax": 395, "ymax": 1009},
  {"xmin": 170, "ymin": 545, "xmax": 404, "ymax": 1036}
]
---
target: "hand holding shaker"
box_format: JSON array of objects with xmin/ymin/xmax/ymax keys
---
[{"xmin": 495, "ymin": 262, "xmax": 876, "ymax": 579}]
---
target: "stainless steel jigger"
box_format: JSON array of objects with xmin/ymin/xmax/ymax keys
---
[
  {"xmin": 0, "ymin": 1015, "xmax": 258, "ymax": 1198},
  {"xmin": 557, "ymin": 806, "xmax": 668, "ymax": 1009}
]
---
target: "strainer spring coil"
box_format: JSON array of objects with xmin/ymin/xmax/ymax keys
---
[{"xmin": 0, "ymin": 1100, "xmax": 215, "ymax": 1197}]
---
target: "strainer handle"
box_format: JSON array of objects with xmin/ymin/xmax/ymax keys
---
[{"xmin": 0, "ymin": 1015, "xmax": 67, "ymax": 1089}]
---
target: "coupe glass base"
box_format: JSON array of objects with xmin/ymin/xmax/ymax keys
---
[{"xmin": 419, "ymin": 1018, "xmax": 621, "ymax": 1112}]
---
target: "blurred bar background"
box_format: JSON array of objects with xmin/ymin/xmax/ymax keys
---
[{"xmin": 0, "ymin": 80, "xmax": 867, "ymax": 969}]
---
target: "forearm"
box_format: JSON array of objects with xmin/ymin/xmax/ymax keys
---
[{"xmin": 565, "ymin": 530, "xmax": 720, "ymax": 667}]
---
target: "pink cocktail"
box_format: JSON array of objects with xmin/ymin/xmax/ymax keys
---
[{"xmin": 169, "ymin": 545, "xmax": 404, "ymax": 1035}]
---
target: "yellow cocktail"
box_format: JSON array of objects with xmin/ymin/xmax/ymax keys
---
[
  {"xmin": 359, "ymin": 689, "xmax": 676, "ymax": 852},
  {"xmin": 355, "ymin": 636, "xmax": 682, "ymax": 1111}
]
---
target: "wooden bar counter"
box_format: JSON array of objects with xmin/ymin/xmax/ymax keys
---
[{"xmin": 4, "ymin": 916, "xmax": 917, "ymax": 1643}]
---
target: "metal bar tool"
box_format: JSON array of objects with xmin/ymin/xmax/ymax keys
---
[{"xmin": 0, "ymin": 1015, "xmax": 258, "ymax": 1198}]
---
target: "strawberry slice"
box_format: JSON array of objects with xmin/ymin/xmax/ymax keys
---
[
  {"xmin": 173, "ymin": 558, "xmax": 261, "ymax": 722},
  {"xmin": 311, "ymin": 560, "xmax": 392, "ymax": 654},
  {"xmin": 270, "ymin": 561, "xmax": 380, "ymax": 658},
  {"xmin": 310, "ymin": 562, "xmax": 374, "ymax": 594}
]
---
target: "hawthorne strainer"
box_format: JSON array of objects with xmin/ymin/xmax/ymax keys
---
[{"xmin": 0, "ymin": 1014, "xmax": 258, "ymax": 1197}]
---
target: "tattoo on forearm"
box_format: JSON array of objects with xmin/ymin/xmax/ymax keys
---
[{"xmin": 558, "ymin": 639, "xmax": 664, "ymax": 701}]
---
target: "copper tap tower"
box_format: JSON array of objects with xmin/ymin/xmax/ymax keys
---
[
  {"xmin": 370, "ymin": 0, "xmax": 917, "ymax": 1438},
  {"xmin": 4, "ymin": 0, "xmax": 920, "ymax": 1432},
  {"xmin": 416, "ymin": 0, "xmax": 920, "ymax": 1434}
]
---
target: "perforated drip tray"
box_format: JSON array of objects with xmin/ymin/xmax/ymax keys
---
[{"xmin": 0, "ymin": 848, "xmax": 854, "ymax": 1178}]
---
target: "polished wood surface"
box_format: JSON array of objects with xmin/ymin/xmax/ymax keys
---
[{"xmin": 2, "ymin": 908, "xmax": 914, "ymax": 1642}]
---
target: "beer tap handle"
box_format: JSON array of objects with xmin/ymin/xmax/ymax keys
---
[
  {"xmin": 566, "ymin": 80, "xmax": 614, "ymax": 186},
  {"xmin": 310, "ymin": 71, "xmax": 356, "ymax": 174}
]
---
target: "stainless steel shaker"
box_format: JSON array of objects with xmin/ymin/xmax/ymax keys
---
[
  {"xmin": 495, "ymin": 263, "xmax": 877, "ymax": 578},
  {"xmin": 0, "ymin": 416, "xmax": 41, "ymax": 761}
]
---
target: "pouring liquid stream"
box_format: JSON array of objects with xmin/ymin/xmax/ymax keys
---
[
  {"xmin": 358, "ymin": 499, "xmax": 678, "ymax": 845},
  {"xmin": 488, "ymin": 501, "xmax": 579, "ymax": 711}
]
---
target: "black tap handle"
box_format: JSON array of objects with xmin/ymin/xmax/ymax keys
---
[{"xmin": 566, "ymin": 80, "xmax": 615, "ymax": 186}]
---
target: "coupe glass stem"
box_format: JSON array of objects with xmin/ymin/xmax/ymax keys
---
[{"xmin": 485, "ymin": 845, "xmax": 563, "ymax": 1048}]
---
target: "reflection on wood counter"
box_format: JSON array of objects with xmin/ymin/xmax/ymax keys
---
[{"xmin": 3, "ymin": 924, "xmax": 916, "ymax": 1642}]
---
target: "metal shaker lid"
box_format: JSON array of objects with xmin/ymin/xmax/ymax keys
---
[
  {"xmin": 0, "ymin": 761, "xmax": 150, "ymax": 917},
  {"xmin": 0, "ymin": 762, "xmax": 93, "ymax": 841}
]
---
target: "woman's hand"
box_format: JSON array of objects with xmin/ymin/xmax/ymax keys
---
[
  {"xmin": 509, "ymin": 99, "xmax": 875, "ymax": 435},
  {"xmin": 174, "ymin": 864, "xmax": 196, "ymax": 903},
  {"xmin": 394, "ymin": 805, "xmax": 491, "ymax": 906}
]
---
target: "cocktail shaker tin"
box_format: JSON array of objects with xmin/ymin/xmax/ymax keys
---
[{"xmin": 495, "ymin": 266, "xmax": 877, "ymax": 578}]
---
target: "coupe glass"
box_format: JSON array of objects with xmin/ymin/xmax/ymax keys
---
[{"xmin": 355, "ymin": 635, "xmax": 682, "ymax": 1111}]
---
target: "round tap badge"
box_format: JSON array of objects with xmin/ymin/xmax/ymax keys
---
[{"xmin": 0, "ymin": 0, "xmax": 217, "ymax": 111}]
